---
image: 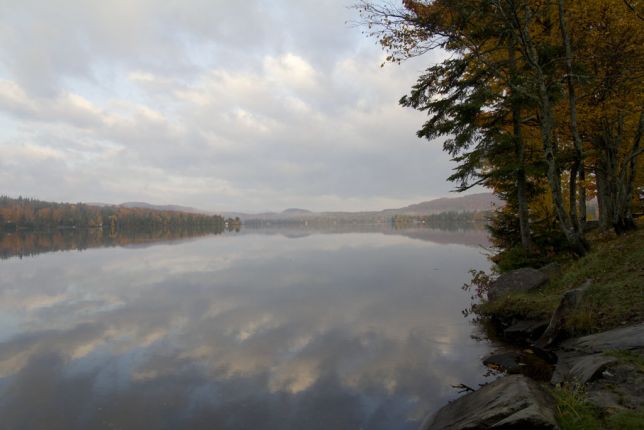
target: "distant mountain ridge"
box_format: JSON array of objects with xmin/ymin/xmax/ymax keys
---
[
  {"xmin": 381, "ymin": 193, "xmax": 502, "ymax": 216},
  {"xmin": 110, "ymin": 192, "xmax": 501, "ymax": 222},
  {"xmin": 230, "ymin": 192, "xmax": 501, "ymax": 222},
  {"xmin": 119, "ymin": 202, "xmax": 206, "ymax": 214}
]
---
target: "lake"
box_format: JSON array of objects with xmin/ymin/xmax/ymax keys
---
[{"xmin": 0, "ymin": 226, "xmax": 495, "ymax": 430}]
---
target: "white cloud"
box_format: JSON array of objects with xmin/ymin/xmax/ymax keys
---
[{"xmin": 0, "ymin": 0, "xmax": 458, "ymax": 212}]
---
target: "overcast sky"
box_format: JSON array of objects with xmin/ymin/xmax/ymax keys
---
[{"xmin": 0, "ymin": 0, "xmax": 464, "ymax": 213}]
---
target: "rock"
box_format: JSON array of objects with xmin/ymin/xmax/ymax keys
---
[
  {"xmin": 421, "ymin": 375, "xmax": 559, "ymax": 430},
  {"xmin": 551, "ymin": 353, "xmax": 617, "ymax": 385},
  {"xmin": 535, "ymin": 280, "xmax": 592, "ymax": 349},
  {"xmin": 483, "ymin": 352, "xmax": 522, "ymax": 374},
  {"xmin": 569, "ymin": 355, "xmax": 618, "ymax": 384},
  {"xmin": 487, "ymin": 268, "xmax": 549, "ymax": 301},
  {"xmin": 586, "ymin": 390, "xmax": 626, "ymax": 411},
  {"xmin": 559, "ymin": 323, "xmax": 644, "ymax": 353},
  {"xmin": 504, "ymin": 320, "xmax": 549, "ymax": 342},
  {"xmin": 586, "ymin": 351, "xmax": 644, "ymax": 411},
  {"xmin": 550, "ymin": 351, "xmax": 577, "ymax": 385}
]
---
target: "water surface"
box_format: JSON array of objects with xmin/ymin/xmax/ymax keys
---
[{"xmin": 0, "ymin": 227, "xmax": 494, "ymax": 429}]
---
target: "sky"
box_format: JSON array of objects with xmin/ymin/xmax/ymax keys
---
[{"xmin": 0, "ymin": 0, "xmax": 462, "ymax": 213}]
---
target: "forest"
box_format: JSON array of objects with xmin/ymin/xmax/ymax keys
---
[
  {"xmin": 0, "ymin": 196, "xmax": 227, "ymax": 232},
  {"xmin": 392, "ymin": 210, "xmax": 490, "ymax": 229},
  {"xmin": 358, "ymin": 0, "xmax": 643, "ymax": 267}
]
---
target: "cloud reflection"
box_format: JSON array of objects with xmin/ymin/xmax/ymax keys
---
[{"xmin": 0, "ymin": 230, "xmax": 493, "ymax": 429}]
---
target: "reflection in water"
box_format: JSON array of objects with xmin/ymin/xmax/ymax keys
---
[
  {"xmin": 0, "ymin": 228, "xmax": 493, "ymax": 429},
  {"xmin": 0, "ymin": 226, "xmax": 227, "ymax": 260}
]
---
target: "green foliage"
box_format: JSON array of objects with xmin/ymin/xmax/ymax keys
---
[
  {"xmin": 606, "ymin": 410, "xmax": 644, "ymax": 430},
  {"xmin": 605, "ymin": 350, "xmax": 644, "ymax": 373},
  {"xmin": 392, "ymin": 211, "xmax": 490, "ymax": 230},
  {"xmin": 550, "ymin": 383, "xmax": 644, "ymax": 430},
  {"xmin": 476, "ymin": 226, "xmax": 644, "ymax": 335},
  {"xmin": 488, "ymin": 206, "xmax": 569, "ymax": 271},
  {"xmin": 551, "ymin": 384, "xmax": 602, "ymax": 430}
]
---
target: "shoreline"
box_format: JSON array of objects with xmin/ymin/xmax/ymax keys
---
[{"xmin": 421, "ymin": 228, "xmax": 644, "ymax": 429}]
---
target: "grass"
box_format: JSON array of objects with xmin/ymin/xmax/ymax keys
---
[
  {"xmin": 605, "ymin": 350, "xmax": 644, "ymax": 373},
  {"xmin": 551, "ymin": 384, "xmax": 602, "ymax": 430},
  {"xmin": 550, "ymin": 384, "xmax": 644, "ymax": 430},
  {"xmin": 606, "ymin": 410, "xmax": 644, "ymax": 430},
  {"xmin": 476, "ymin": 226, "xmax": 644, "ymax": 336}
]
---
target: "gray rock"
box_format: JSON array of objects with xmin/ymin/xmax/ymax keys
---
[
  {"xmin": 422, "ymin": 375, "xmax": 559, "ymax": 430},
  {"xmin": 586, "ymin": 390, "xmax": 626, "ymax": 411},
  {"xmin": 487, "ymin": 268, "xmax": 549, "ymax": 301},
  {"xmin": 535, "ymin": 280, "xmax": 592, "ymax": 349},
  {"xmin": 559, "ymin": 323, "xmax": 644, "ymax": 353},
  {"xmin": 550, "ymin": 351, "xmax": 577, "ymax": 385},
  {"xmin": 551, "ymin": 353, "xmax": 617, "ymax": 385},
  {"xmin": 569, "ymin": 355, "xmax": 618, "ymax": 384}
]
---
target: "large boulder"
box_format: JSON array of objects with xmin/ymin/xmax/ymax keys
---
[
  {"xmin": 487, "ymin": 268, "xmax": 549, "ymax": 301},
  {"xmin": 559, "ymin": 323, "xmax": 644, "ymax": 353},
  {"xmin": 551, "ymin": 353, "xmax": 618, "ymax": 385},
  {"xmin": 535, "ymin": 280, "xmax": 591, "ymax": 349},
  {"xmin": 422, "ymin": 375, "xmax": 559, "ymax": 430}
]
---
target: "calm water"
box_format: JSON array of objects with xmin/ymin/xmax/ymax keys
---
[{"xmin": 0, "ymin": 227, "xmax": 494, "ymax": 430}]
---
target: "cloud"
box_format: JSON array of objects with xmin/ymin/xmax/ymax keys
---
[{"xmin": 0, "ymin": 0, "xmax": 457, "ymax": 212}]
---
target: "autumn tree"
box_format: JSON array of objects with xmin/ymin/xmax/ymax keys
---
[{"xmin": 357, "ymin": 0, "xmax": 643, "ymax": 258}]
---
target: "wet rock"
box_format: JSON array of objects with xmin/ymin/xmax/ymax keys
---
[
  {"xmin": 422, "ymin": 375, "xmax": 559, "ymax": 430},
  {"xmin": 535, "ymin": 280, "xmax": 592, "ymax": 349},
  {"xmin": 483, "ymin": 352, "xmax": 522, "ymax": 374},
  {"xmin": 559, "ymin": 323, "xmax": 644, "ymax": 353},
  {"xmin": 504, "ymin": 320, "xmax": 549, "ymax": 343},
  {"xmin": 487, "ymin": 268, "xmax": 549, "ymax": 301}
]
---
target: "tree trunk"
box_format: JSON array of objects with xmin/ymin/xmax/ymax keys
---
[
  {"xmin": 618, "ymin": 105, "xmax": 643, "ymax": 231},
  {"xmin": 558, "ymin": 0, "xmax": 586, "ymax": 233},
  {"xmin": 513, "ymin": 7, "xmax": 588, "ymax": 255},
  {"xmin": 509, "ymin": 42, "xmax": 532, "ymax": 252},
  {"xmin": 537, "ymin": 78, "xmax": 587, "ymax": 255}
]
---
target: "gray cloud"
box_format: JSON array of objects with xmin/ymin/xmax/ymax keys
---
[{"xmin": 0, "ymin": 0, "xmax": 458, "ymax": 212}]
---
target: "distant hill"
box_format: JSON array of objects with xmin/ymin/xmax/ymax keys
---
[
  {"xmin": 240, "ymin": 192, "xmax": 501, "ymax": 223},
  {"xmin": 104, "ymin": 193, "xmax": 501, "ymax": 223},
  {"xmin": 381, "ymin": 193, "xmax": 502, "ymax": 216},
  {"xmin": 119, "ymin": 202, "xmax": 208, "ymax": 214},
  {"xmin": 282, "ymin": 208, "xmax": 313, "ymax": 215}
]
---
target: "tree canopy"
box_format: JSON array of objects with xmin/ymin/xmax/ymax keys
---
[{"xmin": 358, "ymin": 0, "xmax": 643, "ymax": 262}]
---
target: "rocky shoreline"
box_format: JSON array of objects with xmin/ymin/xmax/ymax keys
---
[{"xmin": 420, "ymin": 266, "xmax": 644, "ymax": 430}]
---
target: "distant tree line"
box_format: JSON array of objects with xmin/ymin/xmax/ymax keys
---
[
  {"xmin": 392, "ymin": 211, "xmax": 490, "ymax": 229},
  {"xmin": 0, "ymin": 196, "xmax": 227, "ymax": 232}
]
